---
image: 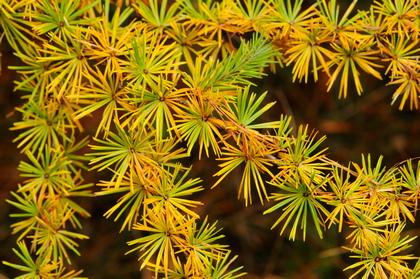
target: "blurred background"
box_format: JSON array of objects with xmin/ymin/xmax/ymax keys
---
[{"xmin": 1, "ymin": 3, "xmax": 420, "ymax": 278}]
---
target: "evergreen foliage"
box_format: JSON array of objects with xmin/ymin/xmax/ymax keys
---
[{"xmin": 1, "ymin": 0, "xmax": 420, "ymax": 278}]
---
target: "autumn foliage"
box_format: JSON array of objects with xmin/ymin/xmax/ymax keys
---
[{"xmin": 1, "ymin": 0, "xmax": 420, "ymax": 278}]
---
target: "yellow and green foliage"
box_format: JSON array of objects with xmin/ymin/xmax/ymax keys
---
[{"xmin": 1, "ymin": 0, "xmax": 420, "ymax": 278}]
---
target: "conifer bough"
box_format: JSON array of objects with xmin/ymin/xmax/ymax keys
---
[{"xmin": 1, "ymin": 0, "xmax": 420, "ymax": 278}]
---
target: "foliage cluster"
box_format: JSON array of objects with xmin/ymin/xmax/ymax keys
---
[{"xmin": 1, "ymin": 0, "xmax": 420, "ymax": 278}]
